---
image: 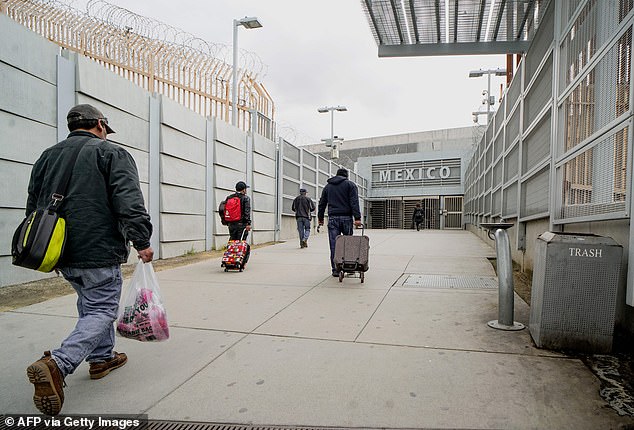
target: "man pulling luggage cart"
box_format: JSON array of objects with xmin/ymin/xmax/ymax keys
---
[{"xmin": 317, "ymin": 168, "xmax": 367, "ymax": 282}]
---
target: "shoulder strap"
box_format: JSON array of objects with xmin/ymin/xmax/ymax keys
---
[{"xmin": 50, "ymin": 140, "xmax": 89, "ymax": 209}]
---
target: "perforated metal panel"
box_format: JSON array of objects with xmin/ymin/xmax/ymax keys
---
[
  {"xmin": 283, "ymin": 141, "xmax": 300, "ymax": 163},
  {"xmin": 524, "ymin": 54, "xmax": 553, "ymax": 130},
  {"xmin": 485, "ymin": 144, "xmax": 492, "ymax": 166},
  {"xmin": 503, "ymin": 182, "xmax": 519, "ymax": 217},
  {"xmin": 494, "ymin": 106, "xmax": 504, "ymax": 136},
  {"xmin": 525, "ymin": 0, "xmax": 554, "ymax": 84},
  {"xmin": 493, "ymin": 131, "xmax": 503, "ymax": 162},
  {"xmin": 492, "ymin": 188, "xmax": 502, "ymax": 215},
  {"xmin": 558, "ymin": 124, "xmax": 629, "ymax": 220},
  {"xmin": 529, "ymin": 232, "xmax": 622, "ymax": 353},
  {"xmin": 558, "ymin": 29, "xmax": 632, "ymax": 153},
  {"xmin": 559, "ymin": 0, "xmax": 632, "ymax": 92},
  {"xmin": 282, "ymin": 178, "xmax": 299, "ymax": 196},
  {"xmin": 303, "ymin": 167, "xmax": 316, "ymax": 185},
  {"xmin": 521, "ymin": 167, "xmax": 550, "ymax": 218},
  {"xmin": 283, "ymin": 160, "xmax": 300, "ymax": 180},
  {"xmin": 505, "ymin": 145, "xmax": 520, "ymax": 182},
  {"xmin": 484, "ymin": 190, "xmax": 491, "ymax": 214},
  {"xmin": 493, "ymin": 160, "xmax": 503, "ymax": 185},
  {"xmin": 505, "ymin": 105, "xmax": 521, "ymax": 150},
  {"xmin": 522, "ymin": 112, "xmax": 551, "ymax": 174},
  {"xmin": 302, "ymin": 150, "xmax": 316, "ymax": 169},
  {"xmin": 318, "ymin": 157, "xmax": 330, "ymax": 174},
  {"xmin": 507, "ymin": 65, "xmax": 523, "ymax": 109}
]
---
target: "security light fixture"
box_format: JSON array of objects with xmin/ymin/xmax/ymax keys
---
[
  {"xmin": 318, "ymin": 106, "xmax": 348, "ymax": 159},
  {"xmin": 232, "ymin": 16, "xmax": 263, "ymax": 126},
  {"xmin": 468, "ymin": 68, "xmax": 506, "ymax": 122},
  {"xmin": 236, "ymin": 16, "xmax": 262, "ymax": 29}
]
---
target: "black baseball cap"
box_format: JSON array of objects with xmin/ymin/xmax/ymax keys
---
[
  {"xmin": 67, "ymin": 104, "xmax": 115, "ymax": 134},
  {"xmin": 235, "ymin": 181, "xmax": 249, "ymax": 191},
  {"xmin": 299, "ymin": 188, "xmax": 307, "ymax": 193}
]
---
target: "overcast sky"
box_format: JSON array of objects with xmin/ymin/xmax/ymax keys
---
[{"xmin": 68, "ymin": 0, "xmax": 508, "ymax": 144}]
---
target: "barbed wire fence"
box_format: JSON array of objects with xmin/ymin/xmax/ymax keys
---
[{"xmin": 1, "ymin": 0, "xmax": 275, "ymax": 134}]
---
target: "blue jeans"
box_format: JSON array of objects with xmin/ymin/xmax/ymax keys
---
[
  {"xmin": 327, "ymin": 215, "xmax": 354, "ymax": 272},
  {"xmin": 52, "ymin": 266, "xmax": 122, "ymax": 377},
  {"xmin": 296, "ymin": 217, "xmax": 311, "ymax": 241}
]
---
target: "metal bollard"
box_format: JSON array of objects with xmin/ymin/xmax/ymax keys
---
[{"xmin": 480, "ymin": 223, "xmax": 525, "ymax": 331}]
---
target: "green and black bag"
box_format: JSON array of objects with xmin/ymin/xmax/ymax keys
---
[{"xmin": 11, "ymin": 141, "xmax": 86, "ymax": 272}]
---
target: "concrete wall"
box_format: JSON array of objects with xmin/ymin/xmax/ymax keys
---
[{"xmin": 0, "ymin": 14, "xmax": 365, "ymax": 287}]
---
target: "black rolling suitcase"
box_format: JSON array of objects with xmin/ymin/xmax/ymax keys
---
[{"xmin": 334, "ymin": 225, "xmax": 369, "ymax": 283}]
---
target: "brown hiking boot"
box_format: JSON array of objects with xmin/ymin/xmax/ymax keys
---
[
  {"xmin": 89, "ymin": 351, "xmax": 127, "ymax": 380},
  {"xmin": 26, "ymin": 351, "xmax": 65, "ymax": 416}
]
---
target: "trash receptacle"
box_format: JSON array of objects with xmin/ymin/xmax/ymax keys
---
[{"xmin": 529, "ymin": 232, "xmax": 622, "ymax": 353}]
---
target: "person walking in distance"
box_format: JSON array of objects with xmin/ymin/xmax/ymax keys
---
[
  {"xmin": 412, "ymin": 203, "xmax": 425, "ymax": 231},
  {"xmin": 292, "ymin": 188, "xmax": 316, "ymax": 248},
  {"xmin": 318, "ymin": 168, "xmax": 362, "ymax": 277},
  {"xmin": 25, "ymin": 104, "xmax": 154, "ymax": 416},
  {"xmin": 224, "ymin": 181, "xmax": 252, "ymax": 263}
]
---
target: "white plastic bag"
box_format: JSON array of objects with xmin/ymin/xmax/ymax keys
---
[{"xmin": 116, "ymin": 260, "xmax": 169, "ymax": 342}]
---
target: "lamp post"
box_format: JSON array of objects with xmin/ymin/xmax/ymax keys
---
[
  {"xmin": 468, "ymin": 68, "xmax": 506, "ymax": 122},
  {"xmin": 318, "ymin": 106, "xmax": 347, "ymax": 159},
  {"xmin": 318, "ymin": 105, "xmax": 347, "ymax": 139},
  {"xmin": 232, "ymin": 16, "xmax": 262, "ymax": 127}
]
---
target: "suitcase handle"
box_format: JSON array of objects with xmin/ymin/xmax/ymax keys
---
[{"xmin": 354, "ymin": 223, "xmax": 364, "ymax": 236}]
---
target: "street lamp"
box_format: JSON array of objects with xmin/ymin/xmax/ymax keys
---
[
  {"xmin": 318, "ymin": 105, "xmax": 347, "ymax": 159},
  {"xmin": 317, "ymin": 105, "xmax": 347, "ymax": 139},
  {"xmin": 232, "ymin": 16, "xmax": 263, "ymax": 126},
  {"xmin": 468, "ymin": 68, "xmax": 506, "ymax": 122}
]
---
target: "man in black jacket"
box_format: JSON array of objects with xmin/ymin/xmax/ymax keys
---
[
  {"xmin": 318, "ymin": 168, "xmax": 362, "ymax": 276},
  {"xmin": 292, "ymin": 188, "xmax": 316, "ymax": 248},
  {"xmin": 412, "ymin": 203, "xmax": 425, "ymax": 231},
  {"xmin": 224, "ymin": 181, "xmax": 252, "ymax": 266},
  {"xmin": 25, "ymin": 104, "xmax": 153, "ymax": 416},
  {"xmin": 226, "ymin": 181, "xmax": 252, "ymax": 241}
]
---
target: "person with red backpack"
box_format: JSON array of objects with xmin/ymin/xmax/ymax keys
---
[
  {"xmin": 219, "ymin": 181, "xmax": 252, "ymax": 264},
  {"xmin": 221, "ymin": 181, "xmax": 252, "ymax": 239}
]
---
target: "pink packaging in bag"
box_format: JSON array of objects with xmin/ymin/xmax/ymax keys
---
[{"xmin": 117, "ymin": 262, "xmax": 169, "ymax": 342}]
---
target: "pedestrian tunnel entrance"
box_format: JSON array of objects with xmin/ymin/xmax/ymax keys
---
[{"xmin": 367, "ymin": 196, "xmax": 463, "ymax": 230}]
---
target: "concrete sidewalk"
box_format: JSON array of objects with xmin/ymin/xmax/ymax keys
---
[{"xmin": 1, "ymin": 229, "xmax": 633, "ymax": 429}]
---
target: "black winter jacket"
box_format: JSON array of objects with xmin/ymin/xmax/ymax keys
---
[
  {"xmin": 317, "ymin": 175, "xmax": 362, "ymax": 221},
  {"xmin": 292, "ymin": 194, "xmax": 315, "ymax": 219},
  {"xmin": 26, "ymin": 131, "xmax": 153, "ymax": 268}
]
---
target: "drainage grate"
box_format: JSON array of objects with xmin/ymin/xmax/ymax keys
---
[
  {"xmin": 399, "ymin": 274, "xmax": 498, "ymax": 289},
  {"xmin": 147, "ymin": 422, "xmax": 415, "ymax": 430}
]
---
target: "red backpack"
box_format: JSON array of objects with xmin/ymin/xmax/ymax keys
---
[{"xmin": 223, "ymin": 194, "xmax": 242, "ymax": 223}]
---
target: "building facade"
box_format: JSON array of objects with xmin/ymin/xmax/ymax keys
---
[{"xmin": 305, "ymin": 126, "xmax": 482, "ymax": 230}]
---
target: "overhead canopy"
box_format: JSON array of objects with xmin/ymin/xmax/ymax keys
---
[{"xmin": 361, "ymin": 0, "xmax": 549, "ymax": 57}]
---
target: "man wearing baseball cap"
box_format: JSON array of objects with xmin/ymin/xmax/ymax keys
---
[
  {"xmin": 292, "ymin": 187, "xmax": 316, "ymax": 248},
  {"xmin": 24, "ymin": 103, "xmax": 153, "ymax": 415}
]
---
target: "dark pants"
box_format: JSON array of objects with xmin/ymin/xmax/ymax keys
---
[
  {"xmin": 228, "ymin": 222, "xmax": 250, "ymax": 264},
  {"xmin": 414, "ymin": 219, "xmax": 423, "ymax": 231},
  {"xmin": 328, "ymin": 215, "xmax": 353, "ymax": 272},
  {"xmin": 228, "ymin": 222, "xmax": 248, "ymax": 241}
]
